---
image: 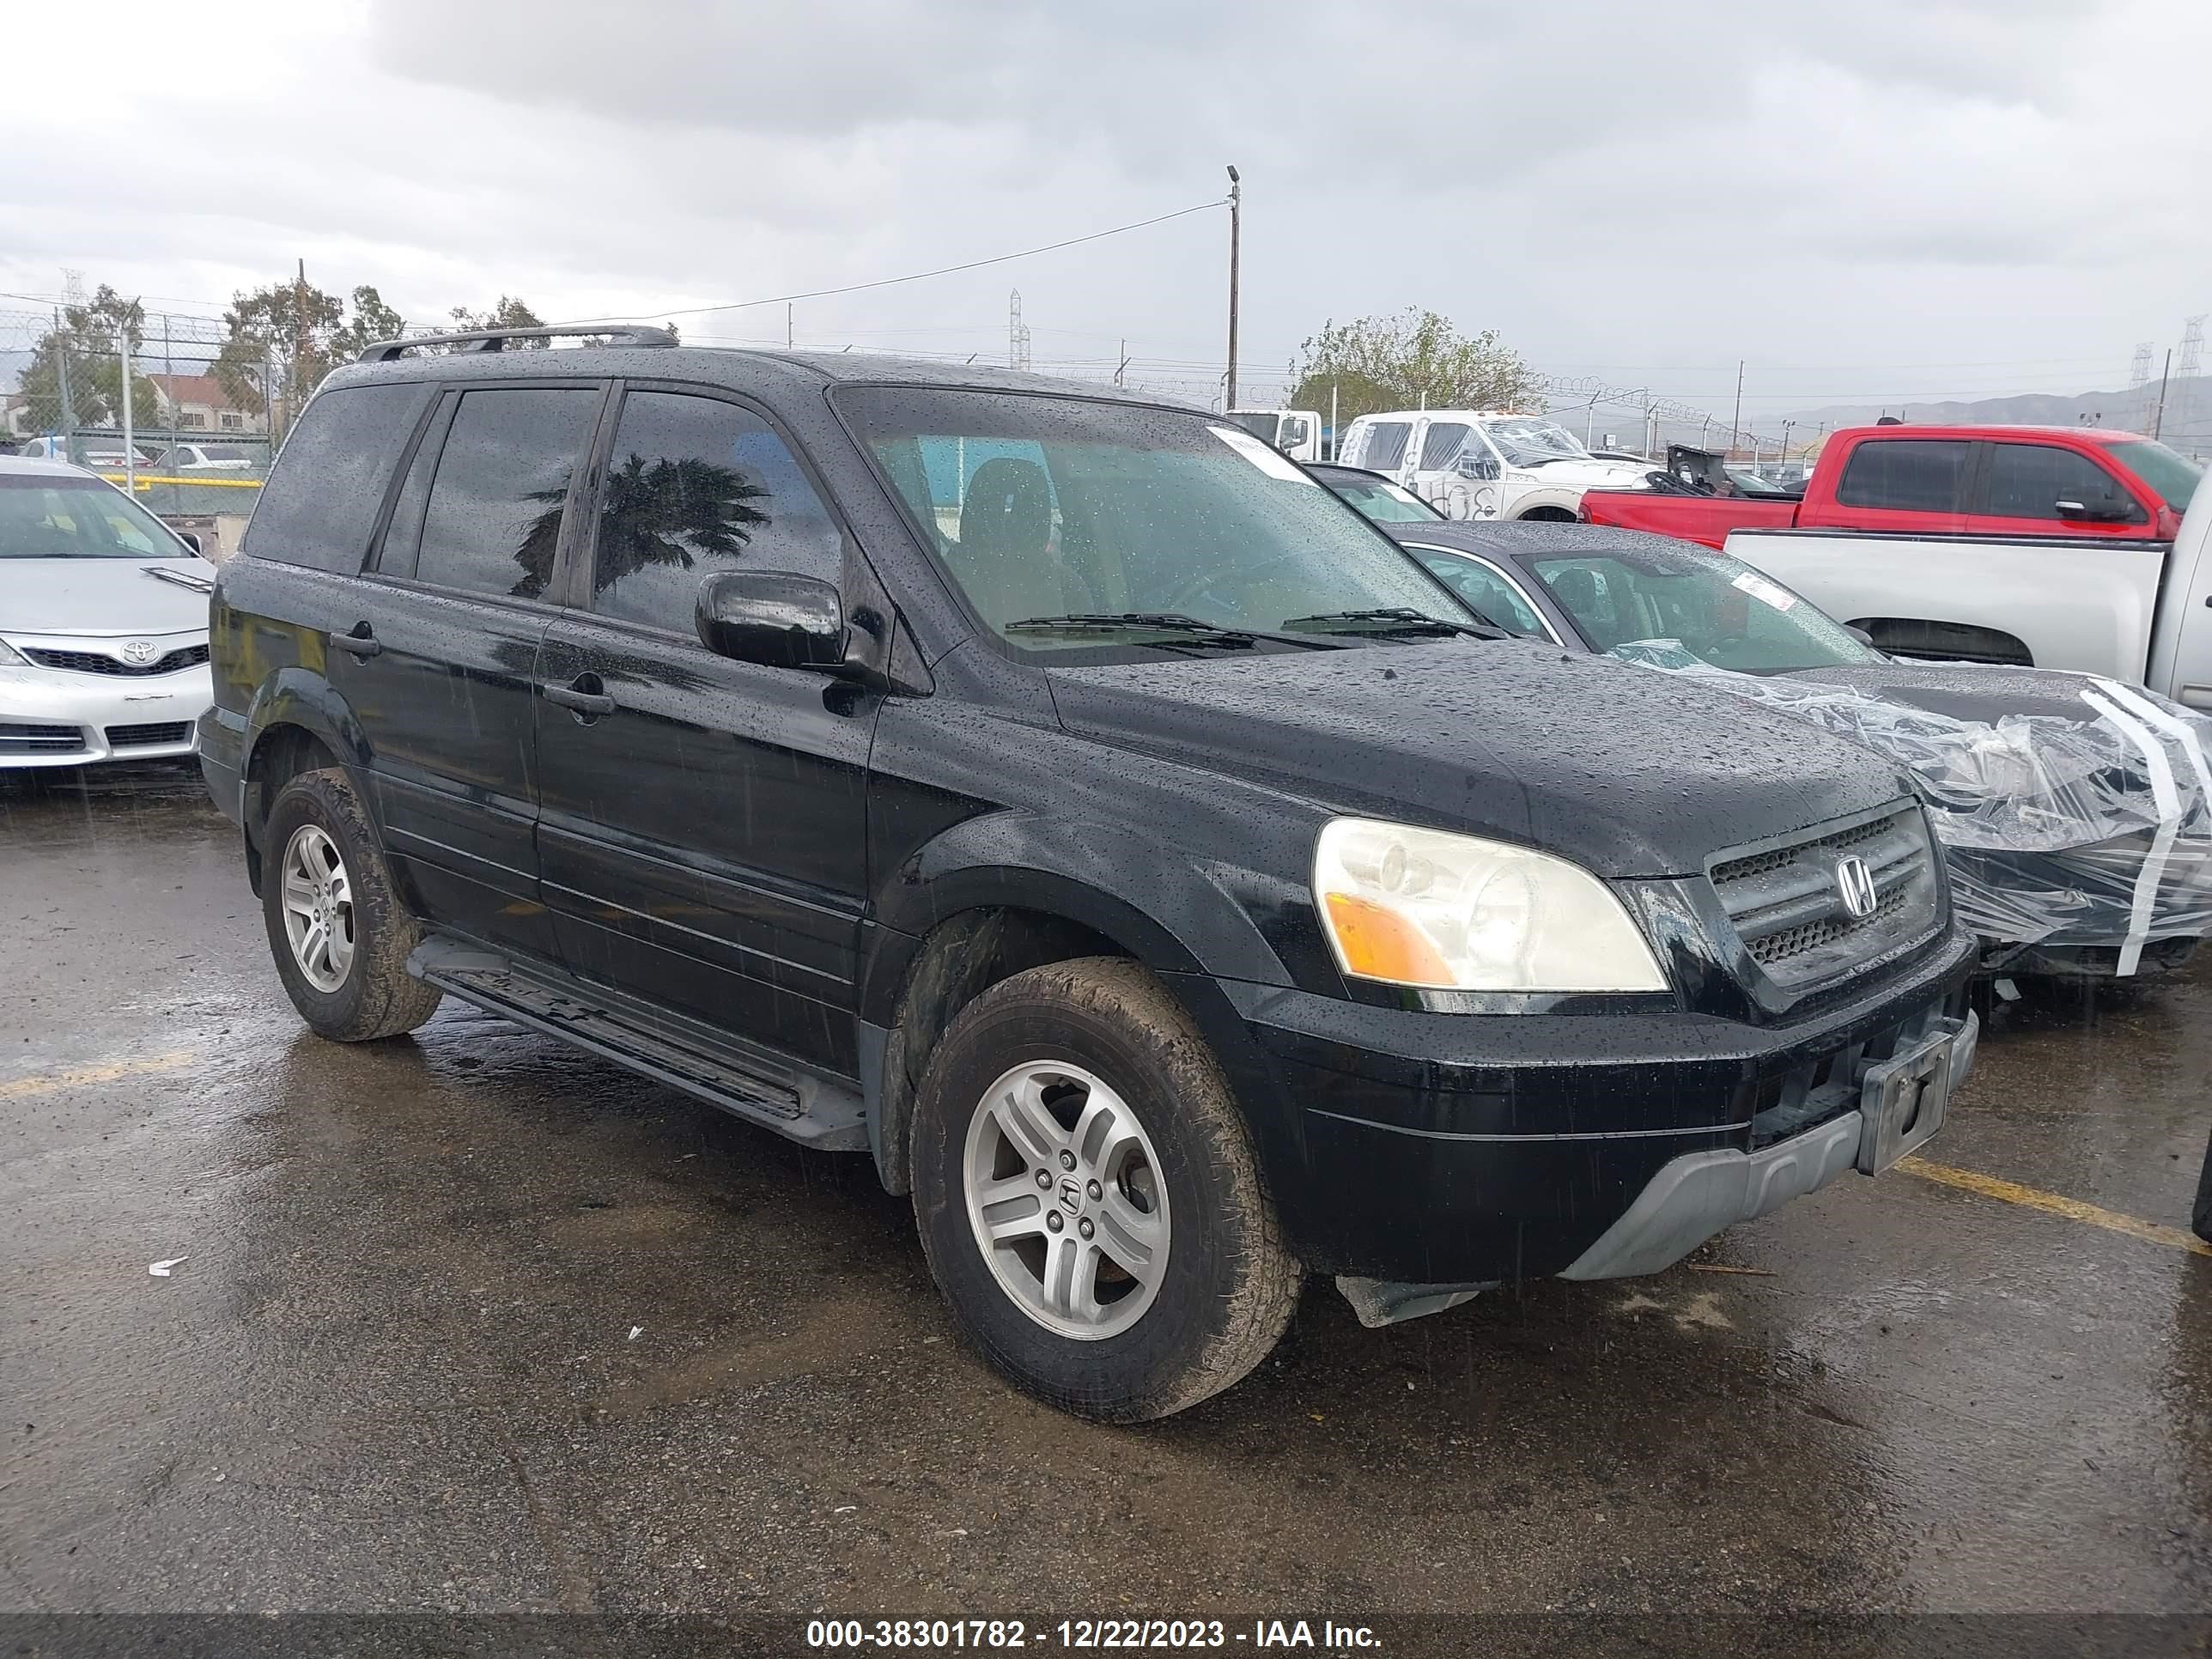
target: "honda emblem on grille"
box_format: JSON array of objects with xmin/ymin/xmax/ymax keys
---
[
  {"xmin": 1833, "ymin": 855, "xmax": 1879, "ymax": 921},
  {"xmin": 120, "ymin": 640, "xmax": 158, "ymax": 665}
]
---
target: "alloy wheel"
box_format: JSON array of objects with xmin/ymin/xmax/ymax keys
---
[{"xmin": 278, "ymin": 823, "xmax": 356, "ymax": 993}]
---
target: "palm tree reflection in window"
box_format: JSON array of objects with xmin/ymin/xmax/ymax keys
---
[{"xmin": 510, "ymin": 454, "xmax": 771, "ymax": 599}]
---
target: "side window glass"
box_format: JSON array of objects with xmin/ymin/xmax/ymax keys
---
[
  {"xmin": 415, "ymin": 387, "xmax": 603, "ymax": 599},
  {"xmin": 241, "ymin": 380, "xmax": 430, "ymax": 573},
  {"xmin": 587, "ymin": 392, "xmax": 842, "ymax": 634},
  {"xmin": 1363, "ymin": 422, "xmax": 1412, "ymax": 471},
  {"xmin": 1833, "ymin": 440, "xmax": 1971, "ymax": 513},
  {"xmin": 1985, "ymin": 444, "xmax": 2138, "ymax": 520},
  {"xmin": 373, "ymin": 393, "xmax": 457, "ymax": 580},
  {"xmin": 1413, "ymin": 552, "xmax": 1544, "ymax": 636},
  {"xmin": 1417, "ymin": 422, "xmax": 1471, "ymax": 471}
]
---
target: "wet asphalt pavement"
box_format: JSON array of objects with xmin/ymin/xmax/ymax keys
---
[{"xmin": 3, "ymin": 763, "xmax": 2210, "ymax": 1639}]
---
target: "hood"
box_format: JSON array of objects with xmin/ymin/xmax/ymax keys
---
[
  {"xmin": 1512, "ymin": 459, "xmax": 1656, "ymax": 490},
  {"xmin": 0, "ymin": 557, "xmax": 213, "ymax": 637},
  {"xmin": 1048, "ymin": 641, "xmax": 1911, "ymax": 878},
  {"xmin": 1778, "ymin": 660, "xmax": 2110, "ymax": 726}
]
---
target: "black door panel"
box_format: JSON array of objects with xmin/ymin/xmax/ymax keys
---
[{"xmin": 536, "ymin": 623, "xmax": 875, "ymax": 1069}]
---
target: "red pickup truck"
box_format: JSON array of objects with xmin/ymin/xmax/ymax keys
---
[{"xmin": 1582, "ymin": 424, "xmax": 2194, "ymax": 549}]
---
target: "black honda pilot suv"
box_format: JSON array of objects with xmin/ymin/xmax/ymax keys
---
[{"xmin": 198, "ymin": 327, "xmax": 1978, "ymax": 1420}]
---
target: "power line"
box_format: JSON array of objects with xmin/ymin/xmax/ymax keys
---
[{"xmin": 548, "ymin": 198, "xmax": 1229, "ymax": 327}]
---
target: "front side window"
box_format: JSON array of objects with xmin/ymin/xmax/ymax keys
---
[
  {"xmin": 1834, "ymin": 439, "xmax": 1972, "ymax": 514},
  {"xmin": 845, "ymin": 387, "xmax": 1466, "ymax": 656},
  {"xmin": 414, "ymin": 386, "xmax": 602, "ymax": 599},
  {"xmin": 0, "ymin": 476, "xmax": 177, "ymax": 558},
  {"xmin": 1417, "ymin": 422, "xmax": 1470, "ymax": 471},
  {"xmin": 1984, "ymin": 443, "xmax": 2142, "ymax": 522},
  {"xmin": 587, "ymin": 391, "xmax": 842, "ymax": 634},
  {"xmin": 1529, "ymin": 544, "xmax": 1881, "ymax": 673}
]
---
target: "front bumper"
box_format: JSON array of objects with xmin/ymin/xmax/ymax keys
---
[
  {"xmin": 0, "ymin": 661, "xmax": 212, "ymax": 769},
  {"xmin": 1196, "ymin": 921, "xmax": 1977, "ymax": 1286}
]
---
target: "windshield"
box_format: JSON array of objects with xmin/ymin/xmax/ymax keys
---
[
  {"xmin": 1527, "ymin": 541, "xmax": 1883, "ymax": 674},
  {"xmin": 1324, "ymin": 473, "xmax": 1444, "ymax": 523},
  {"xmin": 2106, "ymin": 439, "xmax": 2203, "ymax": 514},
  {"xmin": 1484, "ymin": 419, "xmax": 1590, "ymax": 468},
  {"xmin": 845, "ymin": 388, "xmax": 1470, "ymax": 657},
  {"xmin": 0, "ymin": 475, "xmax": 184, "ymax": 559}
]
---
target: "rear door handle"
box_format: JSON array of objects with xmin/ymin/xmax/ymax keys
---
[
  {"xmin": 331, "ymin": 624, "xmax": 380, "ymax": 658},
  {"xmin": 543, "ymin": 674, "xmax": 617, "ymax": 718}
]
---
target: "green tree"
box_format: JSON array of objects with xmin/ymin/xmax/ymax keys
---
[
  {"xmin": 450, "ymin": 295, "xmax": 545, "ymax": 337},
  {"xmin": 330, "ymin": 285, "xmax": 407, "ymax": 364},
  {"xmin": 1286, "ymin": 308, "xmax": 1541, "ymax": 424},
  {"xmin": 15, "ymin": 286, "xmax": 163, "ymax": 432},
  {"xmin": 214, "ymin": 278, "xmax": 414, "ymax": 431}
]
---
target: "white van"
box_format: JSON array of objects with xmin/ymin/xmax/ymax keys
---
[
  {"xmin": 1335, "ymin": 410, "xmax": 1658, "ymax": 521},
  {"xmin": 1224, "ymin": 409, "xmax": 1322, "ymax": 462}
]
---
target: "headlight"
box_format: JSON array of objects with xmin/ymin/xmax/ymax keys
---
[{"xmin": 1313, "ymin": 818, "xmax": 1668, "ymax": 993}]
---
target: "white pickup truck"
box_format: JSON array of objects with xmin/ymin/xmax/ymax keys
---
[
  {"xmin": 1336, "ymin": 410, "xmax": 1658, "ymax": 521},
  {"xmin": 1583, "ymin": 423, "xmax": 2212, "ymax": 706}
]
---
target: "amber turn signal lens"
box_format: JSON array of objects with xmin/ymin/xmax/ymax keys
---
[{"xmin": 1323, "ymin": 892, "xmax": 1455, "ymax": 988}]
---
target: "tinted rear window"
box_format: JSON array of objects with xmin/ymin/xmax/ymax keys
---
[
  {"xmin": 1833, "ymin": 439, "xmax": 1972, "ymax": 514},
  {"xmin": 241, "ymin": 381, "xmax": 430, "ymax": 572}
]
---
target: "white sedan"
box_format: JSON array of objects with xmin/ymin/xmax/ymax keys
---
[{"xmin": 0, "ymin": 455, "xmax": 215, "ymax": 769}]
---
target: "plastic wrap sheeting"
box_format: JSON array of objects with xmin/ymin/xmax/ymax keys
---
[{"xmin": 1610, "ymin": 641, "xmax": 2212, "ymax": 967}]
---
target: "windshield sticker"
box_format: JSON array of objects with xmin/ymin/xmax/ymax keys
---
[
  {"xmin": 1209, "ymin": 425, "xmax": 1316, "ymax": 484},
  {"xmin": 1730, "ymin": 570, "xmax": 1798, "ymax": 612}
]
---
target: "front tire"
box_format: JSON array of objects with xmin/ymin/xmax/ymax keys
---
[
  {"xmin": 910, "ymin": 958, "xmax": 1300, "ymax": 1422},
  {"xmin": 261, "ymin": 768, "xmax": 442, "ymax": 1042}
]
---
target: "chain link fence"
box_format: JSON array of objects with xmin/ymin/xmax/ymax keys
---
[{"xmin": 2, "ymin": 305, "xmax": 274, "ymax": 556}]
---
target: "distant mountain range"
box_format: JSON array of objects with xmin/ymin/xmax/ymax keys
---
[{"xmin": 1780, "ymin": 377, "xmax": 2212, "ymax": 455}]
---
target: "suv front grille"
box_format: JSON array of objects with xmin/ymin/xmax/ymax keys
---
[
  {"xmin": 24, "ymin": 644, "xmax": 210, "ymax": 677},
  {"xmin": 1709, "ymin": 805, "xmax": 1941, "ymax": 993},
  {"xmin": 105, "ymin": 721, "xmax": 192, "ymax": 749},
  {"xmin": 0, "ymin": 722, "xmax": 87, "ymax": 754}
]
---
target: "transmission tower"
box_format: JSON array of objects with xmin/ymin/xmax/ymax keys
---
[
  {"xmin": 2174, "ymin": 314, "xmax": 2205, "ymax": 446},
  {"xmin": 2131, "ymin": 342, "xmax": 2156, "ymax": 433},
  {"xmin": 1007, "ymin": 289, "xmax": 1031, "ymax": 371}
]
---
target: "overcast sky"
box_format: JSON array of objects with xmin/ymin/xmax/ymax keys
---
[{"xmin": 2, "ymin": 0, "xmax": 2204, "ymax": 432}]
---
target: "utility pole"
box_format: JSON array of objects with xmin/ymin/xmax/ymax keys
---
[
  {"xmin": 1730, "ymin": 359, "xmax": 1745, "ymax": 459},
  {"xmin": 1329, "ymin": 382, "xmax": 1339, "ymax": 461},
  {"xmin": 55, "ymin": 307, "xmax": 81, "ymax": 465},
  {"xmin": 1115, "ymin": 338, "xmax": 1128, "ymax": 388},
  {"xmin": 2153, "ymin": 349, "xmax": 2173, "ymax": 439},
  {"xmin": 786, "ymin": 302, "xmax": 793, "ymax": 349},
  {"xmin": 289, "ymin": 258, "xmax": 309, "ymax": 443},
  {"xmin": 120, "ymin": 310, "xmax": 137, "ymax": 495},
  {"xmin": 1224, "ymin": 164, "xmax": 1242, "ymax": 411}
]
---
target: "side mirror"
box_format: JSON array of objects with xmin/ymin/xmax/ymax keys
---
[
  {"xmin": 2054, "ymin": 495, "xmax": 2138, "ymax": 525},
  {"xmin": 1844, "ymin": 624, "xmax": 1875, "ymax": 647},
  {"xmin": 696, "ymin": 570, "xmax": 847, "ymax": 670},
  {"xmin": 173, "ymin": 531, "xmax": 204, "ymax": 556}
]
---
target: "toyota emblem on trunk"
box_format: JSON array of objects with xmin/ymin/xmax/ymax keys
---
[
  {"xmin": 121, "ymin": 640, "xmax": 158, "ymax": 665},
  {"xmin": 1834, "ymin": 855, "xmax": 1879, "ymax": 921}
]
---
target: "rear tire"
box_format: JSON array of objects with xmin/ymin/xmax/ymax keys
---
[
  {"xmin": 910, "ymin": 957, "xmax": 1300, "ymax": 1422},
  {"xmin": 260, "ymin": 768, "xmax": 442, "ymax": 1042}
]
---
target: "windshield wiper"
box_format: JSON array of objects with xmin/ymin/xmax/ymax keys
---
[
  {"xmin": 1002, "ymin": 613, "xmax": 1346, "ymax": 651},
  {"xmin": 1280, "ymin": 608, "xmax": 1510, "ymax": 641},
  {"xmin": 142, "ymin": 564, "xmax": 214, "ymax": 593}
]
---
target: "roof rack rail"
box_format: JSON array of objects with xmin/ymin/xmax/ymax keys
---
[{"xmin": 356, "ymin": 324, "xmax": 679, "ymax": 363}]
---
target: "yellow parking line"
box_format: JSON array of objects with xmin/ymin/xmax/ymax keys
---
[
  {"xmin": 1899, "ymin": 1155, "xmax": 2212, "ymax": 1258},
  {"xmin": 0, "ymin": 1050, "xmax": 198, "ymax": 1100}
]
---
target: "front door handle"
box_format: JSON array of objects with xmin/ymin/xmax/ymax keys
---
[
  {"xmin": 331, "ymin": 624, "xmax": 381, "ymax": 658},
  {"xmin": 543, "ymin": 673, "xmax": 617, "ymax": 719}
]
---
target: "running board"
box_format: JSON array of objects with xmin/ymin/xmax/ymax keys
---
[{"xmin": 407, "ymin": 937, "xmax": 868, "ymax": 1152}]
